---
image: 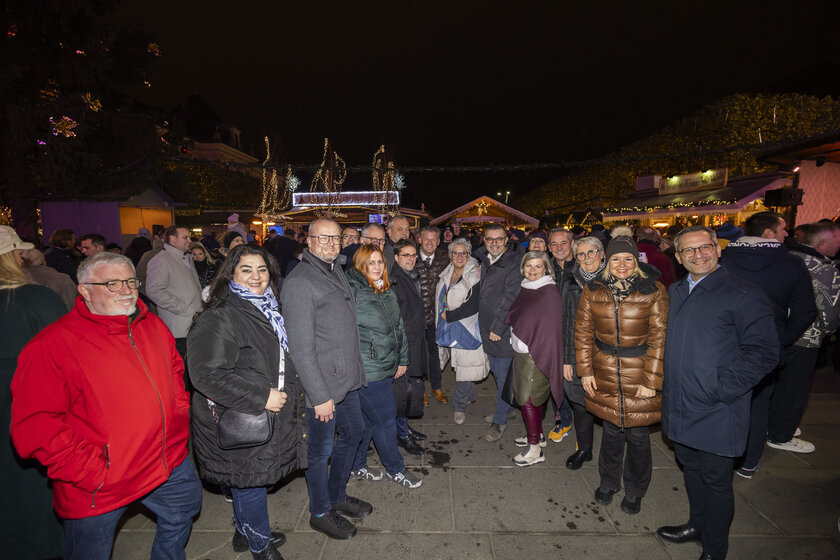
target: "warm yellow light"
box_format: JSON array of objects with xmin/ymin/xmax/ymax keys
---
[
  {"xmin": 266, "ymin": 222, "xmax": 276, "ymax": 226},
  {"xmin": 190, "ymin": 228, "xmax": 202, "ymax": 232},
  {"xmin": 653, "ymin": 222, "xmax": 670, "ymax": 227},
  {"xmin": 252, "ymin": 221, "xmax": 262, "ymax": 225}
]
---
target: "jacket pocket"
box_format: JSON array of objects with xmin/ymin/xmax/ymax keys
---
[
  {"xmin": 91, "ymin": 444, "xmax": 110, "ymax": 509},
  {"xmin": 369, "ymin": 341, "xmax": 379, "ymax": 359}
]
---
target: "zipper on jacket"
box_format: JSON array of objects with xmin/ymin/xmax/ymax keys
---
[
  {"xmin": 377, "ymin": 293, "xmax": 401, "ymax": 351},
  {"xmin": 91, "ymin": 444, "xmax": 110, "ymax": 509},
  {"xmin": 128, "ymin": 318, "xmax": 168, "ymax": 474},
  {"xmin": 614, "ymin": 304, "xmax": 626, "ymax": 429}
]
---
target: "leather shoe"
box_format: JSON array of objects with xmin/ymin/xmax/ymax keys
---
[
  {"xmin": 594, "ymin": 486, "xmax": 618, "ymax": 505},
  {"xmin": 620, "ymin": 495, "xmax": 642, "ymax": 514},
  {"xmin": 310, "ymin": 510, "xmax": 356, "ymax": 540},
  {"xmin": 423, "ymin": 393, "xmax": 429, "ymax": 407},
  {"xmin": 656, "ymin": 523, "xmax": 701, "ymax": 543},
  {"xmin": 698, "ymin": 555, "xmax": 714, "ymax": 560},
  {"xmin": 565, "ymin": 449, "xmax": 592, "ymax": 470},
  {"xmin": 250, "ymin": 544, "xmax": 284, "ymax": 560},
  {"xmin": 332, "ymin": 495, "xmax": 373, "ymax": 518},
  {"xmin": 406, "ymin": 425, "xmax": 426, "ymax": 441},
  {"xmin": 398, "ymin": 436, "xmax": 424, "ymax": 455},
  {"xmin": 233, "ymin": 529, "xmax": 286, "ymax": 552},
  {"xmin": 432, "ymin": 389, "xmax": 449, "ymax": 403}
]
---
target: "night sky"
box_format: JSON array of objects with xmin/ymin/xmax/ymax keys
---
[{"xmin": 116, "ymin": 0, "xmax": 840, "ymax": 215}]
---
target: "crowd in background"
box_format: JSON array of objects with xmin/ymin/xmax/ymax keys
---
[{"xmin": 1, "ymin": 210, "xmax": 839, "ymax": 560}]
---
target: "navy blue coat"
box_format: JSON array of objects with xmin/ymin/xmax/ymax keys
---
[
  {"xmin": 474, "ymin": 240, "xmax": 525, "ymax": 357},
  {"xmin": 662, "ymin": 267, "xmax": 779, "ymax": 457}
]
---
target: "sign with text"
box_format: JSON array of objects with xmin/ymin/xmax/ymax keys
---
[{"xmin": 658, "ymin": 168, "xmax": 728, "ymax": 195}]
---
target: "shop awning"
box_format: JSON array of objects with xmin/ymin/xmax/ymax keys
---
[{"xmin": 603, "ymin": 172, "xmax": 791, "ymax": 221}]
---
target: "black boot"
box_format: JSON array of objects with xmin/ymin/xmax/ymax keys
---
[{"xmin": 251, "ymin": 544, "xmax": 284, "ymax": 560}]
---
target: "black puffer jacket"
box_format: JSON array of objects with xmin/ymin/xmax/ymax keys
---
[
  {"xmin": 417, "ymin": 247, "xmax": 450, "ymax": 325},
  {"xmin": 390, "ymin": 265, "xmax": 427, "ymax": 378},
  {"xmin": 188, "ymin": 291, "xmax": 307, "ymax": 488}
]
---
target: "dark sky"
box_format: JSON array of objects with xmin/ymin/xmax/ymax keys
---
[{"xmin": 116, "ymin": 0, "xmax": 840, "ymax": 214}]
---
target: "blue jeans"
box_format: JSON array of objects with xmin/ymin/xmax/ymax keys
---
[
  {"xmin": 231, "ymin": 487, "xmax": 270, "ymax": 553},
  {"xmin": 305, "ymin": 390, "xmax": 365, "ymax": 515},
  {"xmin": 396, "ymin": 416, "xmax": 408, "ymax": 438},
  {"xmin": 552, "ymin": 395, "xmax": 573, "ymax": 427},
  {"xmin": 352, "ymin": 378, "xmax": 405, "ymax": 475},
  {"xmin": 63, "ymin": 457, "xmax": 202, "ymax": 560},
  {"xmin": 488, "ymin": 355, "xmax": 513, "ymax": 425}
]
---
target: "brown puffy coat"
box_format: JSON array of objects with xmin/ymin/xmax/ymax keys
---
[{"xmin": 575, "ymin": 271, "xmax": 668, "ymax": 428}]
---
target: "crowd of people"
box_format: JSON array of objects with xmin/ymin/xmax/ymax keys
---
[{"xmin": 1, "ymin": 209, "xmax": 838, "ymax": 560}]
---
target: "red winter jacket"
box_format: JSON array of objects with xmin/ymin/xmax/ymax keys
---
[{"xmin": 11, "ymin": 298, "xmax": 190, "ymax": 519}]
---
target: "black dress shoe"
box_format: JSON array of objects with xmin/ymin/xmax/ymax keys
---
[
  {"xmin": 620, "ymin": 495, "xmax": 642, "ymax": 514},
  {"xmin": 251, "ymin": 544, "xmax": 284, "ymax": 560},
  {"xmin": 332, "ymin": 495, "xmax": 373, "ymax": 518},
  {"xmin": 698, "ymin": 554, "xmax": 714, "ymax": 560},
  {"xmin": 656, "ymin": 523, "xmax": 701, "ymax": 543},
  {"xmin": 310, "ymin": 510, "xmax": 356, "ymax": 540},
  {"xmin": 232, "ymin": 529, "xmax": 286, "ymax": 552},
  {"xmin": 594, "ymin": 486, "xmax": 619, "ymax": 505},
  {"xmin": 398, "ymin": 436, "xmax": 424, "ymax": 455},
  {"xmin": 406, "ymin": 425, "xmax": 426, "ymax": 441},
  {"xmin": 565, "ymin": 449, "xmax": 593, "ymax": 470}
]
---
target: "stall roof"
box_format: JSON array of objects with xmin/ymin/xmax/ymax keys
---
[
  {"xmin": 430, "ymin": 196, "xmax": 539, "ymax": 227},
  {"xmin": 604, "ymin": 171, "xmax": 791, "ymax": 220},
  {"xmin": 756, "ymin": 128, "xmax": 840, "ymax": 165}
]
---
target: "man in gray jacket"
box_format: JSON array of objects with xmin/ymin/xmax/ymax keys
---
[
  {"xmin": 280, "ymin": 218, "xmax": 369, "ymax": 540},
  {"xmin": 146, "ymin": 225, "xmax": 202, "ymax": 390}
]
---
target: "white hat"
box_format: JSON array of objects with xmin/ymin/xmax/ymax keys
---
[{"xmin": 0, "ymin": 225, "xmax": 35, "ymax": 256}]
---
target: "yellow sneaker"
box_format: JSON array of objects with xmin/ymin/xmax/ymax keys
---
[{"xmin": 548, "ymin": 423, "xmax": 572, "ymax": 443}]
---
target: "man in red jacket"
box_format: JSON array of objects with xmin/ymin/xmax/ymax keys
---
[{"xmin": 11, "ymin": 252, "xmax": 201, "ymax": 560}]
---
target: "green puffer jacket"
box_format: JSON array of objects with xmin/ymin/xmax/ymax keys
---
[{"xmin": 346, "ymin": 267, "xmax": 409, "ymax": 382}]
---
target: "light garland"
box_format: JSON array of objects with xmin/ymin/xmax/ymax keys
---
[
  {"xmin": 81, "ymin": 92, "xmax": 102, "ymax": 112},
  {"xmin": 310, "ymin": 138, "xmax": 346, "ymax": 211},
  {"xmin": 50, "ymin": 116, "xmax": 78, "ymax": 137}
]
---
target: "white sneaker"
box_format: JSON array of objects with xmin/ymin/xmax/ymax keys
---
[
  {"xmin": 453, "ymin": 412, "xmax": 466, "ymax": 425},
  {"xmin": 350, "ymin": 467, "xmax": 383, "ymax": 481},
  {"xmin": 767, "ymin": 437, "xmax": 815, "ymax": 453},
  {"xmin": 512, "ymin": 450, "xmax": 545, "ymax": 467},
  {"xmin": 513, "ymin": 433, "xmax": 546, "ymax": 448},
  {"xmin": 385, "ymin": 470, "xmax": 422, "ymax": 489}
]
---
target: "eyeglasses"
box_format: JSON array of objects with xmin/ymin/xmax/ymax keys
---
[
  {"xmin": 678, "ymin": 243, "xmax": 716, "ymax": 257},
  {"xmin": 485, "ymin": 236, "xmax": 506, "ymax": 244},
  {"xmin": 361, "ymin": 236, "xmax": 385, "ymax": 247},
  {"xmin": 451, "ymin": 251, "xmax": 469, "ymax": 257},
  {"xmin": 308, "ymin": 235, "xmax": 341, "ymax": 245},
  {"xmin": 341, "ymin": 234, "xmax": 359, "ymax": 240},
  {"xmin": 83, "ymin": 278, "xmax": 141, "ymax": 292},
  {"xmin": 575, "ymin": 249, "xmax": 600, "ymax": 260},
  {"xmin": 396, "ymin": 252, "xmax": 418, "ymax": 259}
]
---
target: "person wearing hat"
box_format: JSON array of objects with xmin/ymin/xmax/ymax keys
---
[
  {"xmin": 715, "ymin": 222, "xmax": 743, "ymax": 249},
  {"xmin": 575, "ymin": 235, "xmax": 668, "ymax": 515},
  {"xmin": 0, "ymin": 225, "xmax": 67, "ymax": 559}
]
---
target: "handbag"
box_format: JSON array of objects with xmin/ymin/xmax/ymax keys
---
[
  {"xmin": 217, "ymin": 408, "xmax": 275, "ymax": 450},
  {"xmin": 392, "ymin": 376, "xmax": 425, "ymax": 418},
  {"xmin": 436, "ymin": 287, "xmax": 482, "ymax": 350},
  {"xmin": 500, "ymin": 366, "xmax": 518, "ymax": 408}
]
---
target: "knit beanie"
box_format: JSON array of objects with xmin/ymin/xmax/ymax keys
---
[
  {"xmin": 605, "ymin": 235, "xmax": 639, "ymax": 260},
  {"xmin": 222, "ymin": 231, "xmax": 243, "ymax": 249}
]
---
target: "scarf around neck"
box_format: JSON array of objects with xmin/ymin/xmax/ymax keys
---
[
  {"xmin": 579, "ymin": 260, "xmax": 606, "ymax": 283},
  {"xmin": 605, "ymin": 273, "xmax": 639, "ymax": 304},
  {"xmin": 229, "ymin": 281, "xmax": 289, "ymax": 352}
]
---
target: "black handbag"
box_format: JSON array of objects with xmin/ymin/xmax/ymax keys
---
[
  {"xmin": 217, "ymin": 408, "xmax": 275, "ymax": 450},
  {"xmin": 500, "ymin": 368, "xmax": 518, "ymax": 408},
  {"xmin": 393, "ymin": 376, "xmax": 425, "ymax": 419}
]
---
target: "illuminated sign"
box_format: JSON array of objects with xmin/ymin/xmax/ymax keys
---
[
  {"xmin": 658, "ymin": 169, "xmax": 728, "ymax": 195},
  {"xmin": 292, "ymin": 191, "xmax": 400, "ymax": 207}
]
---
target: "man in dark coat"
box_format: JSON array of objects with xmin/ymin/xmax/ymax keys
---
[
  {"xmin": 267, "ymin": 228, "xmax": 300, "ymax": 277},
  {"xmin": 474, "ymin": 223, "xmax": 524, "ymax": 442},
  {"xmin": 658, "ymin": 226, "xmax": 779, "ymax": 560},
  {"xmin": 280, "ymin": 218, "xmax": 369, "ymax": 540},
  {"xmin": 43, "ymin": 228, "xmax": 80, "ymax": 284},
  {"xmin": 720, "ymin": 211, "xmax": 817, "ymax": 477},
  {"xmin": 416, "ymin": 226, "xmax": 450, "ymax": 404},
  {"xmin": 389, "ymin": 239, "xmax": 428, "ymax": 455}
]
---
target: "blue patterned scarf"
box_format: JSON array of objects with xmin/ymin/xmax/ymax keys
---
[{"xmin": 229, "ymin": 281, "xmax": 289, "ymax": 352}]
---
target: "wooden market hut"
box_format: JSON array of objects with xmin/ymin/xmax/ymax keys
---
[{"xmin": 430, "ymin": 196, "xmax": 539, "ymax": 229}]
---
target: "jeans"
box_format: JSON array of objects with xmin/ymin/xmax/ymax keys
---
[
  {"xmin": 396, "ymin": 416, "xmax": 409, "ymax": 438},
  {"xmin": 231, "ymin": 487, "xmax": 271, "ymax": 553},
  {"xmin": 768, "ymin": 345, "xmax": 818, "ymax": 443},
  {"xmin": 352, "ymin": 378, "xmax": 405, "ymax": 475},
  {"xmin": 305, "ymin": 390, "xmax": 365, "ymax": 515},
  {"xmin": 488, "ymin": 355, "xmax": 513, "ymax": 425},
  {"xmin": 598, "ymin": 421, "xmax": 652, "ymax": 498},
  {"xmin": 675, "ymin": 443, "xmax": 735, "ymax": 559},
  {"xmin": 741, "ymin": 366, "xmax": 778, "ymax": 469},
  {"xmin": 63, "ymin": 457, "xmax": 202, "ymax": 560}
]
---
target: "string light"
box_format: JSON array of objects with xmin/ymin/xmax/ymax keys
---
[
  {"xmin": 147, "ymin": 43, "xmax": 162, "ymax": 56},
  {"xmin": 310, "ymin": 138, "xmax": 346, "ymax": 211},
  {"xmin": 81, "ymin": 92, "xmax": 102, "ymax": 112},
  {"xmin": 50, "ymin": 116, "xmax": 78, "ymax": 138}
]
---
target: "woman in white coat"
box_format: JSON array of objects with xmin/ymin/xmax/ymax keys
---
[{"xmin": 436, "ymin": 238, "xmax": 489, "ymax": 424}]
